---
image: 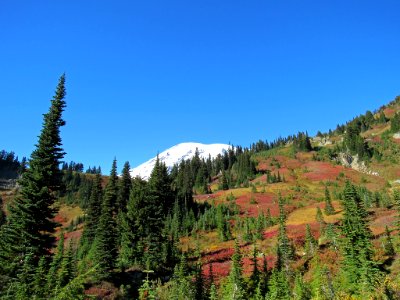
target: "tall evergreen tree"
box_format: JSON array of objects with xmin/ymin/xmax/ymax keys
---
[
  {"xmin": 324, "ymin": 187, "xmax": 335, "ymax": 215},
  {"xmin": 79, "ymin": 173, "xmax": 102, "ymax": 256},
  {"xmin": 117, "ymin": 161, "xmax": 132, "ymax": 213},
  {"xmin": 118, "ymin": 177, "xmax": 147, "ymax": 269},
  {"xmin": 248, "ymin": 244, "xmax": 260, "ymax": 295},
  {"xmin": 91, "ymin": 159, "xmax": 118, "ymax": 280},
  {"xmin": 276, "ymin": 196, "xmax": 293, "ymax": 273},
  {"xmin": 46, "ymin": 231, "xmax": 65, "ymax": 295},
  {"xmin": 137, "ymin": 158, "xmax": 173, "ymax": 271},
  {"xmin": 148, "ymin": 156, "xmax": 174, "ymax": 215},
  {"xmin": 57, "ymin": 241, "xmax": 75, "ymax": 289},
  {"xmin": 293, "ymin": 273, "xmax": 311, "ymax": 300},
  {"xmin": 0, "ymin": 74, "xmax": 67, "ymax": 279},
  {"xmin": 304, "ymin": 224, "xmax": 317, "ymax": 257},
  {"xmin": 223, "ymin": 240, "xmax": 245, "ymax": 300},
  {"xmin": 339, "ymin": 181, "xmax": 379, "ymax": 295}
]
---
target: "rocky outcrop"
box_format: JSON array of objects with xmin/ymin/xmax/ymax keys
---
[
  {"xmin": 337, "ymin": 153, "xmax": 379, "ymax": 176},
  {"xmin": 312, "ymin": 136, "xmax": 332, "ymax": 147}
]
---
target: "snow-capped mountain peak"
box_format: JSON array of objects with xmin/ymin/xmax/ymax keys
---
[{"xmin": 130, "ymin": 142, "xmax": 231, "ymax": 180}]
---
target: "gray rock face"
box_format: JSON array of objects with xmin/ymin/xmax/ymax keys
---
[{"xmin": 337, "ymin": 152, "xmax": 379, "ymax": 176}]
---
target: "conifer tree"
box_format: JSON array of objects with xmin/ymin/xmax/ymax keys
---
[
  {"xmin": 304, "ymin": 224, "xmax": 317, "ymax": 257},
  {"xmin": 117, "ymin": 161, "xmax": 132, "ymax": 213},
  {"xmin": 148, "ymin": 156, "xmax": 173, "ymax": 215},
  {"xmin": 257, "ymin": 253, "xmax": 269, "ymax": 298},
  {"xmin": 324, "ymin": 223, "xmax": 339, "ymax": 251},
  {"xmin": 143, "ymin": 158, "xmax": 171, "ymax": 271},
  {"xmin": 169, "ymin": 253, "xmax": 195, "ymax": 299},
  {"xmin": 0, "ymin": 74, "xmax": 67, "ymax": 280},
  {"xmin": 221, "ymin": 171, "xmax": 229, "ymax": 190},
  {"xmin": 339, "ymin": 181, "xmax": 379, "ymax": 295},
  {"xmin": 293, "ymin": 273, "xmax": 311, "ymax": 300},
  {"xmin": 57, "ymin": 241, "xmax": 75, "ymax": 289},
  {"xmin": 311, "ymin": 262, "xmax": 335, "ymax": 300},
  {"xmin": 276, "ymin": 196, "xmax": 293, "ymax": 273},
  {"xmin": 248, "ymin": 244, "xmax": 260, "ymax": 295},
  {"xmin": 267, "ymin": 269, "xmax": 291, "ymax": 300},
  {"xmin": 14, "ymin": 250, "xmax": 36, "ymax": 299},
  {"xmin": 194, "ymin": 260, "xmax": 205, "ymax": 300},
  {"xmin": 33, "ymin": 255, "xmax": 47, "ymax": 298},
  {"xmin": 79, "ymin": 173, "xmax": 102, "ymax": 256},
  {"xmin": 47, "ymin": 231, "xmax": 65, "ymax": 294},
  {"xmin": 324, "ymin": 187, "xmax": 335, "ymax": 215},
  {"xmin": 383, "ymin": 226, "xmax": 395, "ymax": 257},
  {"xmin": 223, "ymin": 240, "xmax": 245, "ymax": 300},
  {"xmin": 316, "ymin": 206, "xmax": 326, "ymax": 234},
  {"xmin": 118, "ymin": 177, "xmax": 147, "ymax": 269},
  {"xmin": 91, "ymin": 159, "xmax": 118, "ymax": 280},
  {"xmin": 391, "ymin": 112, "xmax": 400, "ymax": 132}
]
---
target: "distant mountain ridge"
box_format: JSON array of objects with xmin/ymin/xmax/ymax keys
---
[{"xmin": 129, "ymin": 142, "xmax": 231, "ymax": 180}]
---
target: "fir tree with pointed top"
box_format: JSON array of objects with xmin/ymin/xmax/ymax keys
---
[
  {"xmin": 57, "ymin": 240, "xmax": 75, "ymax": 290},
  {"xmin": 223, "ymin": 239, "xmax": 245, "ymax": 300},
  {"xmin": 316, "ymin": 206, "xmax": 326, "ymax": 235},
  {"xmin": 143, "ymin": 157, "xmax": 171, "ymax": 271},
  {"xmin": 248, "ymin": 244, "xmax": 260, "ymax": 296},
  {"xmin": 46, "ymin": 231, "xmax": 65, "ymax": 294},
  {"xmin": 91, "ymin": 159, "xmax": 118, "ymax": 280},
  {"xmin": 339, "ymin": 181, "xmax": 379, "ymax": 295},
  {"xmin": 117, "ymin": 161, "xmax": 132, "ymax": 213},
  {"xmin": 324, "ymin": 187, "xmax": 335, "ymax": 215},
  {"xmin": 267, "ymin": 269, "xmax": 291, "ymax": 300},
  {"xmin": 293, "ymin": 273, "xmax": 311, "ymax": 300},
  {"xmin": 304, "ymin": 224, "xmax": 317, "ymax": 257},
  {"xmin": 79, "ymin": 173, "xmax": 102, "ymax": 257},
  {"xmin": 33, "ymin": 255, "xmax": 47, "ymax": 298},
  {"xmin": 257, "ymin": 253, "xmax": 269, "ymax": 297},
  {"xmin": 0, "ymin": 74, "xmax": 67, "ymax": 281},
  {"xmin": 276, "ymin": 196, "xmax": 293, "ymax": 273}
]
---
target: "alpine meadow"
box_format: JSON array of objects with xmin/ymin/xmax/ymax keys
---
[{"xmin": 1, "ymin": 75, "xmax": 400, "ymax": 299}]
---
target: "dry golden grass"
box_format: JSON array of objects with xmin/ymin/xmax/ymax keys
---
[
  {"xmin": 286, "ymin": 201, "xmax": 342, "ymax": 226},
  {"xmin": 56, "ymin": 204, "xmax": 84, "ymax": 228}
]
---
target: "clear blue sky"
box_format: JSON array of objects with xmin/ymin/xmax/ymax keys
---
[{"xmin": 1, "ymin": 1, "xmax": 400, "ymax": 174}]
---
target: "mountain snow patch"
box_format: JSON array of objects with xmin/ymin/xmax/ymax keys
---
[{"xmin": 130, "ymin": 142, "xmax": 231, "ymax": 180}]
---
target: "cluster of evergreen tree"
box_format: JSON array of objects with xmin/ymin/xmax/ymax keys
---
[
  {"xmin": 0, "ymin": 150, "xmax": 26, "ymax": 179},
  {"xmin": 249, "ymin": 133, "xmax": 313, "ymax": 154},
  {"xmin": 335, "ymin": 109, "xmax": 382, "ymax": 136},
  {"xmin": 1, "ymin": 76, "xmax": 398, "ymax": 299},
  {"xmin": 61, "ymin": 161, "xmax": 84, "ymax": 173},
  {"xmin": 85, "ymin": 165, "xmax": 102, "ymax": 174},
  {"xmin": 140, "ymin": 181, "xmax": 391, "ymax": 299},
  {"xmin": 170, "ymin": 146, "xmax": 257, "ymax": 193},
  {"xmin": 292, "ymin": 132, "xmax": 313, "ymax": 152},
  {"xmin": 391, "ymin": 112, "xmax": 400, "ymax": 133},
  {"xmin": 60, "ymin": 169, "xmax": 93, "ymax": 208},
  {"xmin": 343, "ymin": 120, "xmax": 373, "ymax": 160},
  {"xmin": 266, "ymin": 171, "xmax": 284, "ymax": 184}
]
